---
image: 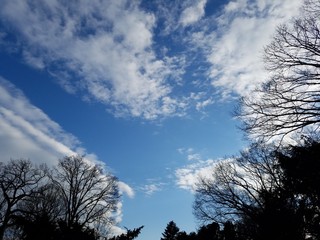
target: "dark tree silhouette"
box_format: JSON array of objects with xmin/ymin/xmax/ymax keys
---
[
  {"xmin": 187, "ymin": 232, "xmax": 197, "ymax": 240},
  {"xmin": 238, "ymin": 0, "xmax": 320, "ymax": 143},
  {"xmin": 108, "ymin": 226, "xmax": 144, "ymax": 240},
  {"xmin": 57, "ymin": 221, "xmax": 97, "ymax": 240},
  {"xmin": 194, "ymin": 143, "xmax": 281, "ymax": 224},
  {"xmin": 13, "ymin": 183, "xmax": 64, "ymax": 240},
  {"xmin": 193, "ymin": 141, "xmax": 316, "ymax": 240},
  {"xmin": 176, "ymin": 231, "xmax": 189, "ymax": 240},
  {"xmin": 197, "ymin": 222, "xmax": 220, "ymax": 240},
  {"xmin": 0, "ymin": 156, "xmax": 128, "ymax": 240},
  {"xmin": 14, "ymin": 213, "xmax": 59, "ymax": 240},
  {"xmin": 51, "ymin": 155, "xmax": 120, "ymax": 238},
  {"xmin": 161, "ymin": 221, "xmax": 180, "ymax": 240},
  {"xmin": 222, "ymin": 221, "xmax": 236, "ymax": 240},
  {"xmin": 0, "ymin": 159, "xmax": 47, "ymax": 240},
  {"xmin": 159, "ymin": 221, "xmax": 245, "ymax": 240},
  {"xmin": 277, "ymin": 139, "xmax": 320, "ymax": 239},
  {"xmin": 252, "ymin": 188, "xmax": 304, "ymax": 240}
]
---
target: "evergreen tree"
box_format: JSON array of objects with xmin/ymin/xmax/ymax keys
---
[
  {"xmin": 161, "ymin": 221, "xmax": 180, "ymax": 240},
  {"xmin": 223, "ymin": 221, "xmax": 236, "ymax": 240},
  {"xmin": 197, "ymin": 222, "xmax": 220, "ymax": 240},
  {"xmin": 108, "ymin": 226, "xmax": 144, "ymax": 240}
]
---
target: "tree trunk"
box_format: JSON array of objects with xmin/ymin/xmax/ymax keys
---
[{"xmin": 0, "ymin": 225, "xmax": 5, "ymax": 240}]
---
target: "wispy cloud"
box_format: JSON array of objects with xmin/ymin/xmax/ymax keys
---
[
  {"xmin": 0, "ymin": 0, "xmax": 303, "ymax": 121},
  {"xmin": 0, "ymin": 77, "xmax": 134, "ymax": 234},
  {"xmin": 0, "ymin": 0, "xmax": 188, "ymax": 120},
  {"xmin": 153, "ymin": 0, "xmax": 302, "ymax": 106},
  {"xmin": 141, "ymin": 184, "xmax": 163, "ymax": 196},
  {"xmin": 175, "ymin": 154, "xmax": 239, "ymax": 193},
  {"xmin": 179, "ymin": 0, "xmax": 207, "ymax": 27},
  {"xmin": 177, "ymin": 147, "xmax": 202, "ymax": 161},
  {"xmin": 202, "ymin": 0, "xmax": 302, "ymax": 97},
  {"xmin": 0, "ymin": 77, "xmax": 81, "ymax": 164},
  {"xmin": 176, "ymin": 147, "xmax": 219, "ymax": 192},
  {"xmin": 0, "ymin": 76, "xmax": 122, "ymax": 168},
  {"xmin": 118, "ymin": 181, "xmax": 135, "ymax": 199},
  {"xmin": 139, "ymin": 178, "xmax": 166, "ymax": 196},
  {"xmin": 175, "ymin": 158, "xmax": 219, "ymax": 193},
  {"xmin": 109, "ymin": 202, "xmax": 127, "ymax": 236}
]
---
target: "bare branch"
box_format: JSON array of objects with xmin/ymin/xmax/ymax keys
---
[
  {"xmin": 52, "ymin": 155, "xmax": 120, "ymax": 233},
  {"xmin": 238, "ymin": 0, "xmax": 320, "ymax": 143}
]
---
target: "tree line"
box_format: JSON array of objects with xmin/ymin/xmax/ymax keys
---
[
  {"xmin": 161, "ymin": 220, "xmax": 237, "ymax": 240},
  {"xmin": 0, "ymin": 156, "xmax": 142, "ymax": 240},
  {"xmin": 161, "ymin": 139, "xmax": 320, "ymax": 240},
  {"xmin": 162, "ymin": 0, "xmax": 320, "ymax": 240},
  {"xmin": 193, "ymin": 139, "xmax": 320, "ymax": 240},
  {"xmin": 2, "ymin": 0, "xmax": 320, "ymax": 239}
]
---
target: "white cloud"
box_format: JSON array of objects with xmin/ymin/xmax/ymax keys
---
[
  {"xmin": 175, "ymin": 150, "xmax": 240, "ymax": 193},
  {"xmin": 0, "ymin": 77, "xmax": 133, "ymax": 235},
  {"xmin": 175, "ymin": 159, "xmax": 219, "ymax": 193},
  {"xmin": 0, "ymin": 77, "xmax": 80, "ymax": 165},
  {"xmin": 118, "ymin": 181, "xmax": 135, "ymax": 198},
  {"xmin": 191, "ymin": 0, "xmax": 302, "ymax": 97},
  {"xmin": 139, "ymin": 178, "xmax": 166, "ymax": 196},
  {"xmin": 0, "ymin": 0, "xmax": 188, "ymax": 120},
  {"xmin": 196, "ymin": 97, "xmax": 214, "ymax": 112},
  {"xmin": 22, "ymin": 50, "xmax": 45, "ymax": 69},
  {"xmin": 150, "ymin": 0, "xmax": 303, "ymax": 111},
  {"xmin": 177, "ymin": 147, "xmax": 203, "ymax": 161},
  {"xmin": 179, "ymin": 0, "xmax": 207, "ymax": 27},
  {"xmin": 0, "ymin": 0, "xmax": 305, "ymax": 120},
  {"xmin": 140, "ymin": 183, "xmax": 164, "ymax": 196},
  {"xmin": 187, "ymin": 153, "xmax": 201, "ymax": 161},
  {"xmin": 177, "ymin": 147, "xmax": 194, "ymax": 155},
  {"xmin": 0, "ymin": 76, "xmax": 114, "ymax": 167},
  {"xmin": 108, "ymin": 202, "xmax": 126, "ymax": 237},
  {"xmin": 176, "ymin": 147, "xmax": 222, "ymax": 192}
]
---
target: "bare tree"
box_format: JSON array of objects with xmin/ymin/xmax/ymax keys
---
[
  {"xmin": 16, "ymin": 182, "xmax": 63, "ymax": 222},
  {"xmin": 13, "ymin": 183, "xmax": 64, "ymax": 240},
  {"xmin": 0, "ymin": 159, "xmax": 46, "ymax": 240},
  {"xmin": 51, "ymin": 155, "xmax": 120, "ymax": 237},
  {"xmin": 238, "ymin": 0, "xmax": 320, "ymax": 143},
  {"xmin": 193, "ymin": 143, "xmax": 282, "ymax": 224},
  {"xmin": 193, "ymin": 141, "xmax": 320, "ymax": 240}
]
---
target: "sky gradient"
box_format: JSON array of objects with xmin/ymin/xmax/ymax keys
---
[{"xmin": 0, "ymin": 0, "xmax": 302, "ymax": 239}]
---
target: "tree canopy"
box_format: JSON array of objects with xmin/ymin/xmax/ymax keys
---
[
  {"xmin": 193, "ymin": 139, "xmax": 320, "ymax": 240},
  {"xmin": 0, "ymin": 156, "xmax": 142, "ymax": 240},
  {"xmin": 193, "ymin": 2, "xmax": 320, "ymax": 239},
  {"xmin": 51, "ymin": 156, "xmax": 120, "ymax": 230},
  {"xmin": 238, "ymin": 0, "xmax": 320, "ymax": 143},
  {"xmin": 161, "ymin": 221, "xmax": 180, "ymax": 240}
]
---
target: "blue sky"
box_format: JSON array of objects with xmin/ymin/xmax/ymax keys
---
[{"xmin": 0, "ymin": 0, "xmax": 302, "ymax": 239}]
